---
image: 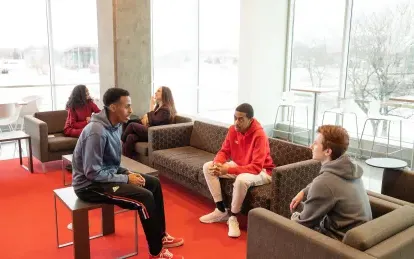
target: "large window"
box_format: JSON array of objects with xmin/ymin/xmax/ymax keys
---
[
  {"xmin": 198, "ymin": 0, "xmax": 239, "ymax": 116},
  {"xmin": 345, "ymin": 0, "xmax": 414, "ymax": 142},
  {"xmin": 288, "ymin": 0, "xmax": 346, "ymax": 128},
  {"xmin": 152, "ymin": 0, "xmax": 239, "ymax": 122},
  {"xmin": 287, "ymin": 0, "xmax": 414, "ymax": 146},
  {"xmin": 0, "ymin": 0, "xmax": 99, "ymax": 111}
]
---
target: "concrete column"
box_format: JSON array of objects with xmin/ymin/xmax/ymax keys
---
[
  {"xmin": 96, "ymin": 0, "xmax": 152, "ymax": 115},
  {"xmin": 238, "ymin": 0, "xmax": 289, "ymax": 128}
]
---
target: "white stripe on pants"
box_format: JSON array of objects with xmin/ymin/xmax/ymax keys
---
[{"xmin": 202, "ymin": 161, "xmax": 272, "ymax": 214}]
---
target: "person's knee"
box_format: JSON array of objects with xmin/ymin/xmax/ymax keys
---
[
  {"xmin": 203, "ymin": 161, "xmax": 213, "ymax": 174},
  {"xmin": 234, "ymin": 175, "xmax": 251, "ymax": 189}
]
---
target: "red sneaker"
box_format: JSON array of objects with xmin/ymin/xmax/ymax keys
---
[
  {"xmin": 162, "ymin": 233, "xmax": 184, "ymax": 248},
  {"xmin": 149, "ymin": 248, "xmax": 184, "ymax": 259}
]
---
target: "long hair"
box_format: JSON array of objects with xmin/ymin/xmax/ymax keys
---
[
  {"xmin": 66, "ymin": 84, "xmax": 89, "ymax": 110},
  {"xmin": 160, "ymin": 86, "xmax": 177, "ymax": 120}
]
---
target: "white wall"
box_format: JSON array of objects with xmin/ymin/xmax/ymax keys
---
[{"xmin": 238, "ymin": 0, "xmax": 289, "ymax": 126}]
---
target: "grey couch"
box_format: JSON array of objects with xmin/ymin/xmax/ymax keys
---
[
  {"xmin": 150, "ymin": 120, "xmax": 321, "ymax": 214},
  {"xmin": 130, "ymin": 115, "xmax": 192, "ymax": 166},
  {"xmin": 24, "ymin": 110, "xmax": 78, "ymax": 170},
  {"xmin": 247, "ymin": 195, "xmax": 414, "ymax": 259}
]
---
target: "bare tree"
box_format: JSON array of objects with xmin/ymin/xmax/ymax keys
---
[{"xmin": 348, "ymin": 2, "xmax": 414, "ymax": 135}]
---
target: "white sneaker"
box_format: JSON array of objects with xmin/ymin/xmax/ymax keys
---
[
  {"xmin": 227, "ymin": 216, "xmax": 241, "ymax": 238},
  {"xmin": 199, "ymin": 208, "xmax": 229, "ymax": 223}
]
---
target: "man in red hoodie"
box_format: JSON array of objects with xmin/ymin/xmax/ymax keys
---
[{"xmin": 199, "ymin": 103, "xmax": 275, "ymax": 237}]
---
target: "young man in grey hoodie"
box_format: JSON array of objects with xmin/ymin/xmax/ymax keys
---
[
  {"xmin": 290, "ymin": 125, "xmax": 372, "ymax": 240},
  {"xmin": 72, "ymin": 88, "xmax": 184, "ymax": 259}
]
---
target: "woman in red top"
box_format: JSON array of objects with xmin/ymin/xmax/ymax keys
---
[
  {"xmin": 121, "ymin": 86, "xmax": 177, "ymax": 158},
  {"xmin": 63, "ymin": 84, "xmax": 101, "ymax": 138}
]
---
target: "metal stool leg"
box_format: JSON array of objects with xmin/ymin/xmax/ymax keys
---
[
  {"xmin": 370, "ymin": 119, "xmax": 379, "ymax": 158},
  {"xmin": 359, "ymin": 120, "xmax": 369, "ymax": 158},
  {"xmin": 386, "ymin": 120, "xmax": 391, "ymax": 157},
  {"xmin": 273, "ymin": 105, "xmax": 282, "ymax": 138}
]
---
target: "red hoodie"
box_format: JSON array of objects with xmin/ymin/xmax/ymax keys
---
[{"xmin": 213, "ymin": 119, "xmax": 275, "ymax": 175}]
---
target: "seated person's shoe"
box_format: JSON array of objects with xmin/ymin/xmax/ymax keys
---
[
  {"xmin": 199, "ymin": 208, "xmax": 229, "ymax": 223},
  {"xmin": 162, "ymin": 233, "xmax": 184, "ymax": 248},
  {"xmin": 227, "ymin": 216, "xmax": 241, "ymax": 238},
  {"xmin": 149, "ymin": 248, "xmax": 184, "ymax": 259}
]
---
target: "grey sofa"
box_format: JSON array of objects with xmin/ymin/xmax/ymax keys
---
[
  {"xmin": 247, "ymin": 194, "xmax": 414, "ymax": 259},
  {"xmin": 24, "ymin": 110, "xmax": 77, "ymax": 170},
  {"xmin": 130, "ymin": 115, "xmax": 192, "ymax": 166},
  {"xmin": 149, "ymin": 120, "xmax": 321, "ymax": 214}
]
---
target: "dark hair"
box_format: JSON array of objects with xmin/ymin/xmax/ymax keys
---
[
  {"xmin": 160, "ymin": 86, "xmax": 177, "ymax": 120},
  {"xmin": 66, "ymin": 84, "xmax": 89, "ymax": 110},
  {"xmin": 317, "ymin": 125, "xmax": 349, "ymax": 160},
  {"xmin": 103, "ymin": 88, "xmax": 130, "ymax": 107},
  {"xmin": 235, "ymin": 103, "xmax": 254, "ymax": 119}
]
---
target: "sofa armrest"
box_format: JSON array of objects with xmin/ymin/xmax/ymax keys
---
[
  {"xmin": 247, "ymin": 208, "xmax": 375, "ymax": 259},
  {"xmin": 381, "ymin": 169, "xmax": 414, "ymax": 204},
  {"xmin": 271, "ymin": 159, "xmax": 321, "ymax": 218},
  {"xmin": 148, "ymin": 122, "xmax": 193, "ymax": 164},
  {"xmin": 367, "ymin": 190, "xmax": 413, "ymax": 208},
  {"xmin": 23, "ymin": 115, "xmax": 48, "ymax": 162}
]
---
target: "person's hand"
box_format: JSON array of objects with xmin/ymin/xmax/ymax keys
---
[
  {"xmin": 86, "ymin": 117, "xmax": 91, "ymax": 123},
  {"xmin": 128, "ymin": 173, "xmax": 145, "ymax": 186},
  {"xmin": 141, "ymin": 114, "xmax": 149, "ymax": 127},
  {"xmin": 213, "ymin": 163, "xmax": 230, "ymax": 176},
  {"xmin": 150, "ymin": 96, "xmax": 156, "ymax": 108},
  {"xmin": 290, "ymin": 191, "xmax": 305, "ymax": 213}
]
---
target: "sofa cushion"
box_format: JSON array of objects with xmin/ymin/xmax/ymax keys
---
[
  {"xmin": 48, "ymin": 133, "xmax": 78, "ymax": 152},
  {"xmin": 343, "ymin": 205, "xmax": 414, "ymax": 251},
  {"xmin": 269, "ymin": 138, "xmax": 312, "ymax": 166},
  {"xmin": 153, "ymin": 146, "xmax": 215, "ymax": 181},
  {"xmin": 189, "ymin": 121, "xmax": 228, "ymax": 154},
  {"xmin": 134, "ymin": 142, "xmax": 149, "ymax": 156},
  {"xmin": 34, "ymin": 110, "xmax": 68, "ymax": 134}
]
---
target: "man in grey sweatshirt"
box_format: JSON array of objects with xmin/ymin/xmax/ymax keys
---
[
  {"xmin": 290, "ymin": 125, "xmax": 372, "ymax": 240},
  {"xmin": 72, "ymin": 88, "xmax": 184, "ymax": 259}
]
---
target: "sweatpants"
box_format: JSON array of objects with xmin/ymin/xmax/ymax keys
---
[
  {"xmin": 75, "ymin": 173, "xmax": 165, "ymax": 256},
  {"xmin": 202, "ymin": 161, "xmax": 272, "ymax": 213},
  {"xmin": 121, "ymin": 122, "xmax": 149, "ymax": 158}
]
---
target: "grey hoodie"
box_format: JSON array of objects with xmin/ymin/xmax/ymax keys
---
[
  {"xmin": 291, "ymin": 155, "xmax": 372, "ymax": 240},
  {"xmin": 72, "ymin": 108, "xmax": 128, "ymax": 190}
]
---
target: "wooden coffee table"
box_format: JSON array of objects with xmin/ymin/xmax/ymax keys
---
[
  {"xmin": 62, "ymin": 154, "xmax": 158, "ymax": 186},
  {"xmin": 0, "ymin": 131, "xmax": 33, "ymax": 173}
]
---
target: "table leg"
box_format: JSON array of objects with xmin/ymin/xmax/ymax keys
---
[
  {"xmin": 381, "ymin": 168, "xmax": 401, "ymax": 195},
  {"xmin": 102, "ymin": 204, "xmax": 115, "ymax": 235},
  {"xmin": 72, "ymin": 210, "xmax": 90, "ymax": 259},
  {"xmin": 18, "ymin": 139, "xmax": 22, "ymax": 165},
  {"xmin": 28, "ymin": 137, "xmax": 33, "ymax": 173},
  {"xmin": 311, "ymin": 93, "xmax": 319, "ymax": 143}
]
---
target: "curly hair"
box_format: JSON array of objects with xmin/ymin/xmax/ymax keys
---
[
  {"xmin": 317, "ymin": 125, "xmax": 350, "ymax": 160},
  {"xmin": 66, "ymin": 84, "xmax": 89, "ymax": 110}
]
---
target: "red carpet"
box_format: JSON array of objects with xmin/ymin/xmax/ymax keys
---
[{"xmin": 0, "ymin": 159, "xmax": 246, "ymax": 258}]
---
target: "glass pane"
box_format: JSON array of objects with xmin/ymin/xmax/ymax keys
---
[
  {"xmin": 50, "ymin": 0, "xmax": 100, "ymax": 110},
  {"xmin": 346, "ymin": 0, "xmax": 414, "ymax": 143},
  {"xmin": 289, "ymin": 0, "xmax": 346, "ymax": 128},
  {"xmin": 152, "ymin": 0, "xmax": 198, "ymax": 115},
  {"xmin": 0, "ymin": 0, "xmax": 52, "ymax": 110},
  {"xmin": 199, "ymin": 0, "xmax": 239, "ymax": 114}
]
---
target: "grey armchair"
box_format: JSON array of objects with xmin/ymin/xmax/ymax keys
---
[{"xmin": 24, "ymin": 110, "xmax": 78, "ymax": 171}]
